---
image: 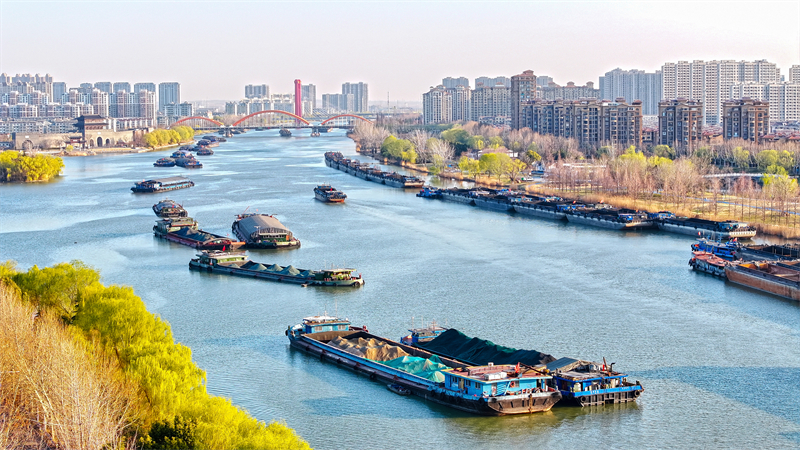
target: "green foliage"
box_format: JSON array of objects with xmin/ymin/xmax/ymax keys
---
[
  {"xmin": 766, "ymin": 165, "xmax": 788, "ymax": 176},
  {"xmin": 647, "ymin": 155, "xmax": 673, "ymax": 168},
  {"xmin": 143, "ymin": 416, "xmax": 197, "ymax": 449},
  {"xmin": 756, "ymin": 149, "xmax": 778, "ymax": 171},
  {"xmin": 5, "ymin": 261, "xmax": 311, "ymax": 450},
  {"xmin": 619, "ymin": 146, "xmax": 646, "ymax": 164},
  {"xmin": 777, "ymin": 150, "xmax": 795, "ymax": 171},
  {"xmin": 441, "ymin": 128, "xmax": 470, "ymax": 146},
  {"xmin": 479, "ymin": 152, "xmax": 511, "ymax": 178},
  {"xmin": 381, "ymin": 135, "xmax": 416, "ymax": 162},
  {"xmin": 467, "ymin": 135, "xmax": 485, "ymax": 151},
  {"xmin": 597, "ymin": 146, "xmax": 612, "ymax": 158},
  {"xmin": 488, "ymin": 136, "xmax": 504, "ymax": 149},
  {"xmin": 0, "ymin": 151, "xmax": 64, "ymax": 182},
  {"xmin": 143, "ymin": 126, "xmax": 195, "ymax": 149},
  {"xmin": 652, "ymin": 145, "xmax": 676, "ymax": 160},
  {"xmin": 11, "ymin": 261, "xmax": 99, "ymax": 322},
  {"xmin": 732, "ymin": 146, "xmax": 751, "ymax": 170},
  {"xmin": 526, "ymin": 150, "xmax": 542, "ymax": 163},
  {"xmin": 65, "ymin": 144, "xmax": 74, "ymax": 151},
  {"xmin": 458, "ymin": 156, "xmax": 481, "ymax": 178}
]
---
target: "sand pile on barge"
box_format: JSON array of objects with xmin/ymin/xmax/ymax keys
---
[{"xmin": 329, "ymin": 336, "xmax": 409, "ymax": 361}]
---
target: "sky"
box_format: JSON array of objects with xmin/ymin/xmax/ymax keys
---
[{"xmin": 1, "ymin": 1, "xmax": 799, "ymax": 103}]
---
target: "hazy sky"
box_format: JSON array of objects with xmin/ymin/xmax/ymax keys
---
[{"xmin": 1, "ymin": 1, "xmax": 799, "ymax": 103}]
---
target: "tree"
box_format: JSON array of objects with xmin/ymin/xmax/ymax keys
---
[
  {"xmin": 467, "ymin": 135, "xmax": 486, "ymax": 152},
  {"xmin": 408, "ymin": 130, "xmax": 431, "ymax": 163},
  {"xmin": 505, "ymin": 159, "xmax": 528, "ymax": 183},
  {"xmin": 488, "ymin": 136, "xmax": 504, "ymax": 149},
  {"xmin": 732, "ymin": 146, "xmax": 751, "ymax": 171},
  {"xmin": 652, "ymin": 145, "xmax": 676, "ymax": 160},
  {"xmin": 756, "ymin": 149, "xmax": 778, "ymax": 171}
]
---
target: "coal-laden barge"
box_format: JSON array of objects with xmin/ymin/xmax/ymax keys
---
[
  {"xmin": 232, "ymin": 213, "xmax": 301, "ymax": 249},
  {"xmin": 191, "ymin": 251, "xmax": 364, "ymax": 287},
  {"xmin": 287, "ymin": 315, "xmax": 561, "ymax": 415},
  {"xmin": 154, "ymin": 217, "xmax": 240, "ymax": 251},
  {"xmin": 401, "ymin": 325, "xmax": 644, "ymax": 407},
  {"xmin": 325, "ymin": 151, "xmax": 424, "ymax": 189}
]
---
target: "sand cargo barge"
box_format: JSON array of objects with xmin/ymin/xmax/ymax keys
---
[{"xmin": 288, "ymin": 315, "xmax": 561, "ymax": 415}]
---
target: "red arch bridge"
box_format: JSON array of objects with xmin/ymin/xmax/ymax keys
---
[{"xmin": 170, "ymin": 112, "xmax": 374, "ymax": 132}]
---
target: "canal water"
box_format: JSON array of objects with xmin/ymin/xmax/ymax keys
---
[{"xmin": 1, "ymin": 131, "xmax": 798, "ymax": 449}]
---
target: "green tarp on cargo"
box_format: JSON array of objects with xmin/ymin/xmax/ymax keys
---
[
  {"xmin": 381, "ymin": 354, "xmax": 448, "ymax": 383},
  {"xmin": 416, "ymin": 329, "xmax": 555, "ymax": 367}
]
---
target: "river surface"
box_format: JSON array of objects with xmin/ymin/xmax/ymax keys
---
[{"xmin": 1, "ymin": 131, "xmax": 799, "ymax": 449}]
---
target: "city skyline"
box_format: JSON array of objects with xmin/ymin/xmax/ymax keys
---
[{"xmin": 1, "ymin": 1, "xmax": 798, "ymax": 102}]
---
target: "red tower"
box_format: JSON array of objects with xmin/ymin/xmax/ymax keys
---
[{"xmin": 294, "ymin": 79, "xmax": 302, "ymax": 120}]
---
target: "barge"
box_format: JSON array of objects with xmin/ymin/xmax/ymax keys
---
[
  {"xmin": 566, "ymin": 208, "xmax": 655, "ymax": 230},
  {"xmin": 324, "ymin": 152, "xmax": 424, "ymax": 189},
  {"xmin": 416, "ymin": 187, "xmax": 442, "ymax": 199},
  {"xmin": 439, "ymin": 188, "xmax": 480, "ymax": 205},
  {"xmin": 473, "ymin": 194, "xmax": 515, "ymax": 213},
  {"xmin": 736, "ymin": 243, "xmax": 800, "ymax": 261},
  {"xmin": 314, "ymin": 184, "xmax": 347, "ymax": 203},
  {"xmin": 658, "ymin": 217, "xmax": 756, "ymax": 239},
  {"xmin": 152, "ymin": 199, "xmax": 188, "ymax": 218},
  {"xmin": 232, "ymin": 213, "xmax": 301, "ymax": 249},
  {"xmin": 131, "ymin": 176, "xmax": 194, "ymax": 193},
  {"xmin": 279, "ymin": 128, "xmax": 292, "ymax": 137},
  {"xmin": 725, "ymin": 261, "xmax": 800, "ymax": 301},
  {"xmin": 512, "ymin": 200, "xmax": 577, "ymax": 220},
  {"xmin": 153, "ymin": 157, "xmax": 175, "ymax": 167},
  {"xmin": 406, "ymin": 327, "xmax": 643, "ymax": 407},
  {"xmin": 287, "ymin": 316, "xmax": 561, "ymax": 415},
  {"xmin": 154, "ymin": 218, "xmax": 236, "ymax": 250},
  {"xmin": 190, "ymin": 251, "xmax": 364, "ymax": 287}
]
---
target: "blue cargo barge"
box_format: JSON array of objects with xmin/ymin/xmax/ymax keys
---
[{"xmin": 287, "ymin": 316, "xmax": 561, "ymax": 415}]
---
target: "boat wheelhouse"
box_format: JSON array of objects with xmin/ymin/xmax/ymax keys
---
[
  {"xmin": 544, "ymin": 357, "xmax": 643, "ymax": 406},
  {"xmin": 190, "ymin": 252, "xmax": 364, "ymax": 287},
  {"xmin": 232, "ymin": 213, "xmax": 301, "ymax": 249},
  {"xmin": 131, "ymin": 176, "xmax": 194, "ymax": 193},
  {"xmin": 416, "ymin": 187, "xmax": 442, "ymax": 199},
  {"xmin": 399, "ymin": 321, "xmax": 448, "ymax": 346}
]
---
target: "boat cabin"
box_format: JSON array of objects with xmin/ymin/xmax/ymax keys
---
[
  {"xmin": 154, "ymin": 217, "xmax": 197, "ymax": 233},
  {"xmin": 545, "ymin": 357, "xmax": 629, "ymax": 393},
  {"xmin": 314, "ymin": 269, "xmax": 359, "ymax": 281},
  {"xmin": 400, "ymin": 322, "xmax": 448, "ymax": 345},
  {"xmin": 442, "ymin": 364, "xmax": 551, "ymax": 397},
  {"xmin": 300, "ymin": 315, "xmax": 351, "ymax": 334},
  {"xmin": 197, "ymin": 250, "xmax": 247, "ymax": 265}
]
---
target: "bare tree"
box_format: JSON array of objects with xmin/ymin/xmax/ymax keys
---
[{"xmin": 409, "ymin": 130, "xmax": 431, "ymax": 163}]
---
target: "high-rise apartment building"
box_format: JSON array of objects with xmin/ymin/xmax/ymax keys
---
[
  {"xmin": 536, "ymin": 76, "xmax": 554, "ymax": 87},
  {"xmin": 722, "ymin": 99, "xmax": 769, "ymax": 143},
  {"xmin": 163, "ymin": 102, "xmax": 194, "ymax": 118},
  {"xmin": 322, "ymin": 93, "xmax": 354, "ymax": 112},
  {"xmin": 449, "ymin": 85, "xmax": 471, "ymax": 122},
  {"xmin": 113, "ymin": 82, "xmax": 131, "ymax": 93},
  {"xmin": 341, "ymin": 82, "xmax": 368, "ymax": 112},
  {"xmin": 790, "ymin": 65, "xmax": 800, "ymax": 83},
  {"xmin": 52, "ymin": 82, "xmax": 67, "ymax": 103},
  {"xmin": 661, "ymin": 59, "xmax": 780, "ymax": 125},
  {"xmin": 510, "ymin": 70, "xmax": 537, "ymax": 129},
  {"xmin": 475, "ymin": 76, "xmax": 511, "ymax": 88},
  {"xmin": 94, "ymin": 82, "xmax": 112, "ymax": 93},
  {"xmin": 657, "ymin": 99, "xmax": 703, "ymax": 150},
  {"xmin": 301, "ymin": 84, "xmax": 317, "ymax": 110},
  {"xmin": 538, "ymin": 81, "xmax": 600, "ymax": 101},
  {"xmin": 520, "ymin": 98, "xmax": 642, "ymax": 149},
  {"xmin": 730, "ymin": 82, "xmax": 800, "ymax": 122},
  {"xmin": 471, "ymin": 84, "xmax": 510, "ymax": 125},
  {"xmin": 245, "ymin": 84, "xmax": 269, "ymax": 99},
  {"xmin": 158, "ymin": 82, "xmax": 181, "ymax": 112},
  {"xmin": 90, "ymin": 89, "xmax": 110, "ymax": 117},
  {"xmin": 134, "ymin": 82, "xmax": 156, "ymax": 93},
  {"xmin": 599, "ymin": 68, "xmax": 662, "ymax": 115},
  {"xmin": 422, "ymin": 86, "xmax": 452, "ymax": 124},
  {"xmin": 442, "ymin": 77, "xmax": 470, "ymax": 89}
]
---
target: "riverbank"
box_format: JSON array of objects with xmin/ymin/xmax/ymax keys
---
[{"xmin": 356, "ymin": 147, "xmax": 799, "ymax": 240}]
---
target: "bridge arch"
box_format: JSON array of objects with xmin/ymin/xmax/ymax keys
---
[
  {"xmin": 170, "ymin": 116, "xmax": 223, "ymax": 128},
  {"xmin": 232, "ymin": 110, "xmax": 310, "ymax": 127},
  {"xmin": 320, "ymin": 114, "xmax": 373, "ymax": 125}
]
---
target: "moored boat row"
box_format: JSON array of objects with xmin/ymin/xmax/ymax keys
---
[
  {"xmin": 325, "ymin": 152, "xmax": 424, "ymax": 189},
  {"xmin": 421, "ymin": 186, "xmax": 759, "ymax": 237}
]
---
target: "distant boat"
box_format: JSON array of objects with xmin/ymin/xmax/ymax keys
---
[
  {"xmin": 314, "ymin": 185, "xmax": 347, "ymax": 203},
  {"xmin": 279, "ymin": 128, "xmax": 292, "ymax": 137}
]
